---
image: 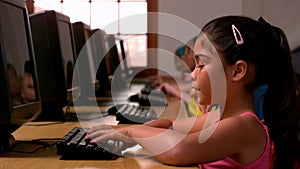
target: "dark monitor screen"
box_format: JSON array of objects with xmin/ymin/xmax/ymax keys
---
[
  {"xmin": 0, "ymin": 0, "xmax": 41, "ymax": 152},
  {"xmin": 105, "ymin": 35, "xmax": 127, "ymax": 89},
  {"xmin": 72, "ymin": 22, "xmax": 99, "ymax": 98},
  {"xmin": 107, "ymin": 35, "xmax": 131, "ymax": 78},
  {"xmin": 116, "ymin": 39, "xmax": 132, "ymax": 79},
  {"xmin": 106, "ymin": 34, "xmax": 120, "ymax": 76},
  {"xmin": 57, "ymin": 19, "xmax": 76, "ymax": 90},
  {"xmin": 91, "ymin": 29, "xmax": 111, "ymax": 96},
  {"xmin": 29, "ymin": 10, "xmax": 77, "ymax": 121}
]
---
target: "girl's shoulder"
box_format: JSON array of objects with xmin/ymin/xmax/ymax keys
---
[{"xmin": 216, "ymin": 112, "xmax": 270, "ymax": 165}]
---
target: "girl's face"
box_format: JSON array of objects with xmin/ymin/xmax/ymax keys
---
[
  {"xmin": 191, "ymin": 53, "xmax": 211, "ymax": 106},
  {"xmin": 191, "ymin": 34, "xmax": 227, "ymax": 108}
]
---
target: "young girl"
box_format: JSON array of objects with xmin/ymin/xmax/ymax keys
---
[{"xmin": 86, "ymin": 16, "xmax": 300, "ymax": 169}]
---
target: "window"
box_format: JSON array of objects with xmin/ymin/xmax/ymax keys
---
[{"xmin": 33, "ymin": 0, "xmax": 152, "ymax": 69}]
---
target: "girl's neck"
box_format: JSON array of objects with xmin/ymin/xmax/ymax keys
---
[{"xmin": 221, "ymin": 91, "xmax": 255, "ymax": 119}]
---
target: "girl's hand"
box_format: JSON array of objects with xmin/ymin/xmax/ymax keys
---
[
  {"xmin": 148, "ymin": 75, "xmax": 164, "ymax": 87},
  {"xmin": 85, "ymin": 125, "xmax": 137, "ymax": 148},
  {"xmin": 158, "ymin": 83, "xmax": 181, "ymax": 98},
  {"xmin": 199, "ymin": 104, "xmax": 210, "ymax": 114}
]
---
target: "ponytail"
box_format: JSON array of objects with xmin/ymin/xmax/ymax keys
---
[{"xmin": 262, "ymin": 25, "xmax": 300, "ymax": 169}]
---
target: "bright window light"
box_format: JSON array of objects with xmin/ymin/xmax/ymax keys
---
[
  {"xmin": 63, "ymin": 1, "xmax": 90, "ymax": 25},
  {"xmin": 120, "ymin": 2, "xmax": 147, "ymax": 34},
  {"xmin": 33, "ymin": 0, "xmax": 148, "ymax": 67},
  {"xmin": 34, "ymin": 0, "xmax": 61, "ymax": 13},
  {"xmin": 91, "ymin": 2, "xmax": 118, "ymax": 34}
]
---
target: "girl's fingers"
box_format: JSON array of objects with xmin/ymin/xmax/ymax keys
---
[
  {"xmin": 90, "ymin": 130, "xmax": 129, "ymax": 144},
  {"xmin": 85, "ymin": 125, "xmax": 115, "ymax": 140},
  {"xmin": 88, "ymin": 129, "xmax": 114, "ymax": 140},
  {"xmin": 87, "ymin": 125, "xmax": 115, "ymax": 133},
  {"xmin": 86, "ymin": 125, "xmax": 136, "ymax": 147}
]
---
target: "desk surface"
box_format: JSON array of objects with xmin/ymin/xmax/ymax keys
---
[{"xmin": 0, "ymin": 98, "xmax": 198, "ymax": 169}]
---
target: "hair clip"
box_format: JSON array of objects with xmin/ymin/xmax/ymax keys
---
[{"xmin": 232, "ymin": 24, "xmax": 244, "ymax": 45}]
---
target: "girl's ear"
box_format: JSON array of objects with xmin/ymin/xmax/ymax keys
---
[{"xmin": 232, "ymin": 60, "xmax": 247, "ymax": 81}]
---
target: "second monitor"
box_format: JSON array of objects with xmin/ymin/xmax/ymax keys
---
[
  {"xmin": 72, "ymin": 22, "xmax": 100, "ymax": 100},
  {"xmin": 29, "ymin": 10, "xmax": 78, "ymax": 121}
]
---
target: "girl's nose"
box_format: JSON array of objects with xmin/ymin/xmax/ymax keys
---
[{"xmin": 191, "ymin": 69, "xmax": 196, "ymax": 80}]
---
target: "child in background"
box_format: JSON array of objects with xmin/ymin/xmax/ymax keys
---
[
  {"xmin": 87, "ymin": 16, "xmax": 300, "ymax": 169},
  {"xmin": 152, "ymin": 37, "xmax": 209, "ymax": 115},
  {"xmin": 150, "ymin": 37, "xmax": 196, "ymax": 97}
]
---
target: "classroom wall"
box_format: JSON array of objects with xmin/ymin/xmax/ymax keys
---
[
  {"xmin": 157, "ymin": 0, "xmax": 300, "ymax": 77},
  {"xmin": 243, "ymin": 0, "xmax": 300, "ymax": 50},
  {"xmin": 157, "ymin": 0, "xmax": 243, "ymax": 77}
]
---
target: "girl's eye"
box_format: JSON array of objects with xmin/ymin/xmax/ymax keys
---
[{"xmin": 197, "ymin": 65, "xmax": 205, "ymax": 70}]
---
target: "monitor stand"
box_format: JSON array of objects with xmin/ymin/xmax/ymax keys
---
[
  {"xmin": 0, "ymin": 131, "xmax": 16, "ymax": 153},
  {"xmin": 34, "ymin": 103, "xmax": 65, "ymax": 122}
]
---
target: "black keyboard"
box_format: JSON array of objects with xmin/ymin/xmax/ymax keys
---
[
  {"xmin": 57, "ymin": 127, "xmax": 123, "ymax": 160},
  {"xmin": 107, "ymin": 104, "xmax": 157, "ymax": 124}
]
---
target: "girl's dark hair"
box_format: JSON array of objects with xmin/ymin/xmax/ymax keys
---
[{"xmin": 201, "ymin": 16, "xmax": 300, "ymax": 169}]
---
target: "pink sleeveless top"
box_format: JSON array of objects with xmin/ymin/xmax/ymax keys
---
[{"xmin": 199, "ymin": 112, "xmax": 271, "ymax": 169}]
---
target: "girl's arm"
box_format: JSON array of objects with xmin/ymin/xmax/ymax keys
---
[
  {"xmin": 87, "ymin": 116, "xmax": 252, "ymax": 166},
  {"xmin": 143, "ymin": 118, "xmax": 173, "ymax": 129},
  {"xmin": 144, "ymin": 113, "xmax": 209, "ymax": 134}
]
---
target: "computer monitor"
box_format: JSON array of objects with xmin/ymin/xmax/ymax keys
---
[
  {"xmin": 0, "ymin": 0, "xmax": 42, "ymax": 152},
  {"xmin": 72, "ymin": 22, "xmax": 98, "ymax": 99},
  {"xmin": 29, "ymin": 10, "xmax": 78, "ymax": 121},
  {"xmin": 106, "ymin": 35, "xmax": 127, "ymax": 89},
  {"xmin": 106, "ymin": 35, "xmax": 121, "ymax": 76},
  {"xmin": 91, "ymin": 29, "xmax": 111, "ymax": 96},
  {"xmin": 117, "ymin": 39, "xmax": 133, "ymax": 80}
]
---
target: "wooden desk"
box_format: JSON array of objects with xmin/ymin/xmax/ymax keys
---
[{"xmin": 0, "ymin": 99, "xmax": 197, "ymax": 169}]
